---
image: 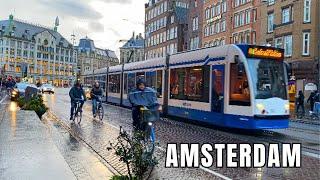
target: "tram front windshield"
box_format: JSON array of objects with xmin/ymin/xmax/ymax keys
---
[{"xmin": 247, "ymin": 59, "xmax": 287, "ymax": 100}]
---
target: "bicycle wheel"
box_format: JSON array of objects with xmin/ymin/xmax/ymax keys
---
[
  {"xmin": 74, "ymin": 105, "xmax": 82, "ymax": 124},
  {"xmin": 144, "ymin": 125, "xmax": 155, "ymax": 155},
  {"xmin": 98, "ymin": 105, "xmax": 104, "ymax": 121}
]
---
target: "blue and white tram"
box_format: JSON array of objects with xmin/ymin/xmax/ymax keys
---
[
  {"xmin": 86, "ymin": 44, "xmax": 289, "ymax": 130},
  {"xmin": 168, "ymin": 44, "xmax": 289, "ymax": 129}
]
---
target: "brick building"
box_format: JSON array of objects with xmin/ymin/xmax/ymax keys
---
[
  {"xmin": 144, "ymin": 0, "xmax": 189, "ymax": 59},
  {"xmin": 202, "ymin": 0, "xmax": 261, "ymax": 47},
  {"xmin": 260, "ymin": 0, "xmax": 319, "ymax": 94},
  {"xmin": 187, "ymin": 0, "xmax": 203, "ymax": 50}
]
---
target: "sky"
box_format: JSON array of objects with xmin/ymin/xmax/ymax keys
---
[{"xmin": 0, "ymin": 0, "xmax": 147, "ymax": 57}]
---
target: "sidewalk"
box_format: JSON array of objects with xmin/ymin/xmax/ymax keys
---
[{"xmin": 0, "ymin": 105, "xmax": 76, "ymax": 180}]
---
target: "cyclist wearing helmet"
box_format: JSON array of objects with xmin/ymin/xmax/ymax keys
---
[
  {"xmin": 90, "ymin": 81, "xmax": 103, "ymax": 118},
  {"xmin": 128, "ymin": 78, "xmax": 159, "ymax": 131},
  {"xmin": 69, "ymin": 81, "xmax": 86, "ymax": 120}
]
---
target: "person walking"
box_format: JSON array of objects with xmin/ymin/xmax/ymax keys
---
[
  {"xmin": 307, "ymin": 91, "xmax": 316, "ymax": 112},
  {"xmin": 296, "ymin": 90, "xmax": 305, "ymax": 116}
]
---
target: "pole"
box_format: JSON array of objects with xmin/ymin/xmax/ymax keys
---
[{"xmin": 318, "ymin": 0, "xmax": 320, "ymax": 89}]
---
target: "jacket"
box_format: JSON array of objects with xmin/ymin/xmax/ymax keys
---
[
  {"xmin": 91, "ymin": 87, "xmax": 103, "ymax": 99},
  {"xmin": 69, "ymin": 86, "xmax": 86, "ymax": 102},
  {"xmin": 128, "ymin": 87, "xmax": 159, "ymax": 110}
]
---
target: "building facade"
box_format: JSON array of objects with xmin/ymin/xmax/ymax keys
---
[
  {"xmin": 260, "ymin": 0, "xmax": 319, "ymax": 92},
  {"xmin": 144, "ymin": 0, "xmax": 189, "ymax": 59},
  {"xmin": 202, "ymin": 0, "xmax": 261, "ymax": 47},
  {"xmin": 0, "ymin": 15, "xmax": 76, "ymax": 86},
  {"xmin": 75, "ymin": 37, "xmax": 119, "ymax": 81},
  {"xmin": 187, "ymin": 0, "xmax": 203, "ymax": 50},
  {"xmin": 120, "ymin": 32, "xmax": 144, "ymax": 64}
]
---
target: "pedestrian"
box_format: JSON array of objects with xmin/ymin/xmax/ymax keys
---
[
  {"xmin": 307, "ymin": 91, "xmax": 316, "ymax": 111},
  {"xmin": 296, "ymin": 90, "xmax": 305, "ymax": 115},
  {"xmin": 90, "ymin": 81, "xmax": 103, "ymax": 118}
]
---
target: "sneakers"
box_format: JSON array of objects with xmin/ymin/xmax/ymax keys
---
[
  {"xmin": 70, "ymin": 116, "xmax": 73, "ymax": 120},
  {"xmin": 93, "ymin": 114, "xmax": 96, "ymax": 118}
]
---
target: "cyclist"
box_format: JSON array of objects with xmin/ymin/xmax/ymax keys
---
[
  {"xmin": 69, "ymin": 81, "xmax": 86, "ymax": 120},
  {"xmin": 128, "ymin": 78, "xmax": 160, "ymax": 131},
  {"xmin": 90, "ymin": 81, "xmax": 103, "ymax": 118}
]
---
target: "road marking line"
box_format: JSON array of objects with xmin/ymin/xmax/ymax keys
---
[
  {"xmin": 302, "ymin": 151, "xmax": 320, "ymax": 159},
  {"xmin": 0, "ymin": 95, "xmax": 7, "ymax": 104},
  {"xmin": 199, "ymin": 166, "xmax": 233, "ymax": 180}
]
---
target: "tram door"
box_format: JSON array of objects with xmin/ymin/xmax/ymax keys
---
[{"xmin": 211, "ymin": 65, "xmax": 225, "ymax": 113}]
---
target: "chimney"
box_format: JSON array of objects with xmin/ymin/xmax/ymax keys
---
[{"xmin": 132, "ymin": 31, "xmax": 135, "ymax": 38}]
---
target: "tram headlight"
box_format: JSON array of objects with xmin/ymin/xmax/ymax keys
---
[
  {"xmin": 284, "ymin": 104, "xmax": 290, "ymax": 110},
  {"xmin": 256, "ymin": 103, "xmax": 265, "ymax": 111}
]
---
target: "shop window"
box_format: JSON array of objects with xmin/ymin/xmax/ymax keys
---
[
  {"xmin": 108, "ymin": 74, "xmax": 120, "ymax": 93},
  {"xmin": 229, "ymin": 63, "xmax": 251, "ymax": 106},
  {"xmin": 170, "ymin": 66, "xmax": 210, "ymax": 102}
]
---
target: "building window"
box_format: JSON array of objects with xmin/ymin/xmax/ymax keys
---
[
  {"xmin": 234, "ymin": 0, "xmax": 240, "ymax": 7},
  {"xmin": 205, "ymin": 8, "xmax": 210, "ymax": 19},
  {"xmin": 222, "ymin": 0, "xmax": 227, "ymax": 13},
  {"xmin": 211, "ymin": 6, "xmax": 215, "ymax": 18},
  {"xmin": 192, "ymin": 17, "xmax": 199, "ymax": 31},
  {"xmin": 268, "ymin": 0, "xmax": 275, "ymax": 5},
  {"xmin": 267, "ymin": 13, "xmax": 274, "ymax": 33},
  {"xmin": 194, "ymin": 0, "xmax": 197, "ymax": 7},
  {"xmin": 221, "ymin": 19, "xmax": 226, "ymax": 32},
  {"xmin": 302, "ymin": 32, "xmax": 310, "ymax": 55},
  {"xmin": 282, "ymin": 7, "xmax": 291, "ymax": 24},
  {"xmin": 216, "ymin": 3, "xmax": 221, "ymax": 15},
  {"xmin": 284, "ymin": 35, "xmax": 292, "ymax": 57},
  {"xmin": 275, "ymin": 37, "xmax": 282, "ymax": 48},
  {"xmin": 303, "ymin": 0, "xmax": 311, "ymax": 23},
  {"xmin": 245, "ymin": 10, "xmax": 251, "ymax": 24},
  {"xmin": 171, "ymin": 15, "xmax": 175, "ymax": 24}
]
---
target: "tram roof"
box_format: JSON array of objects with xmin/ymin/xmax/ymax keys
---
[
  {"xmin": 124, "ymin": 57, "xmax": 166, "ymax": 72},
  {"xmin": 169, "ymin": 44, "xmax": 238, "ymax": 67},
  {"xmin": 109, "ymin": 64, "xmax": 123, "ymax": 73}
]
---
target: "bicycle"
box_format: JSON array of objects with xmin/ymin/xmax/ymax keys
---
[
  {"xmin": 72, "ymin": 98, "xmax": 84, "ymax": 124},
  {"xmin": 92, "ymin": 95, "xmax": 104, "ymax": 121}
]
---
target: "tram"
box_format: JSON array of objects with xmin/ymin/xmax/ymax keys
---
[{"xmin": 83, "ymin": 44, "xmax": 289, "ymax": 129}]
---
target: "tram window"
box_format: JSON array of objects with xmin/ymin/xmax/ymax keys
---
[
  {"xmin": 136, "ymin": 72, "xmax": 145, "ymax": 81},
  {"xmin": 170, "ymin": 66, "xmax": 210, "ymax": 102},
  {"xmin": 156, "ymin": 70, "xmax": 163, "ymax": 98},
  {"xmin": 146, "ymin": 71, "xmax": 156, "ymax": 90},
  {"xmin": 123, "ymin": 73, "xmax": 128, "ymax": 94},
  {"xmin": 108, "ymin": 74, "xmax": 120, "ymax": 93},
  {"xmin": 128, "ymin": 73, "xmax": 136, "ymax": 93},
  {"xmin": 229, "ymin": 63, "xmax": 251, "ymax": 106}
]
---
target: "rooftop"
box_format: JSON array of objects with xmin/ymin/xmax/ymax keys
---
[{"xmin": 0, "ymin": 15, "xmax": 72, "ymax": 48}]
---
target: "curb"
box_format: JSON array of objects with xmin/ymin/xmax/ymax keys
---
[{"xmin": 290, "ymin": 119, "xmax": 320, "ymax": 126}]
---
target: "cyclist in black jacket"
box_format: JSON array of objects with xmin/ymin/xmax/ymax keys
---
[
  {"xmin": 69, "ymin": 81, "xmax": 86, "ymax": 120},
  {"xmin": 90, "ymin": 81, "xmax": 103, "ymax": 118}
]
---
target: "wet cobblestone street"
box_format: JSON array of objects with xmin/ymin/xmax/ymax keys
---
[{"xmin": 43, "ymin": 88, "xmax": 320, "ymax": 179}]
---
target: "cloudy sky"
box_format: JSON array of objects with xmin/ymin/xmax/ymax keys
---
[{"xmin": 0, "ymin": 0, "xmax": 147, "ymax": 56}]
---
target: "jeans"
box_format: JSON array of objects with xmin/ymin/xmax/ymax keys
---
[
  {"xmin": 70, "ymin": 101, "xmax": 84, "ymax": 118},
  {"xmin": 92, "ymin": 98, "xmax": 98, "ymax": 115},
  {"xmin": 132, "ymin": 106, "xmax": 146, "ymax": 131},
  {"xmin": 296, "ymin": 103, "xmax": 305, "ymax": 114}
]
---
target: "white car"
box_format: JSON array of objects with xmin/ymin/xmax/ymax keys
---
[{"xmin": 40, "ymin": 84, "xmax": 55, "ymax": 94}]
